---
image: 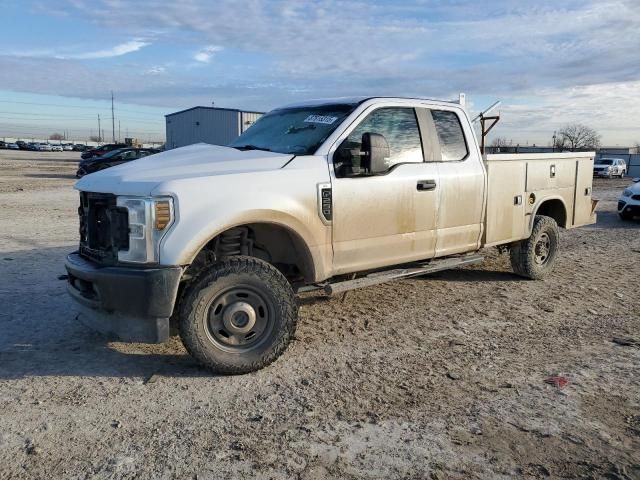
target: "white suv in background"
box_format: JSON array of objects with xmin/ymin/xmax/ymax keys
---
[{"xmin": 594, "ymin": 157, "xmax": 627, "ymax": 178}]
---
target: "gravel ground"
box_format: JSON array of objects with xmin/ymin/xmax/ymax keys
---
[{"xmin": 0, "ymin": 150, "xmax": 638, "ymax": 479}]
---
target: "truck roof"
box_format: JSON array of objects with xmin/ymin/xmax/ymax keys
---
[{"xmin": 280, "ymin": 96, "xmax": 461, "ymax": 109}]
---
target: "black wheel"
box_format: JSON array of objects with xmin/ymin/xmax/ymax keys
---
[
  {"xmin": 510, "ymin": 215, "xmax": 560, "ymax": 279},
  {"xmin": 179, "ymin": 256, "xmax": 297, "ymax": 374}
]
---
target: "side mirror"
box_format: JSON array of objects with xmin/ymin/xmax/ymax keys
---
[{"xmin": 361, "ymin": 132, "xmax": 390, "ymax": 174}]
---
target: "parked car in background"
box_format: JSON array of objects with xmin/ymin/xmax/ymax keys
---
[
  {"xmin": 63, "ymin": 144, "xmax": 74, "ymax": 151},
  {"xmin": 593, "ymin": 157, "xmax": 627, "ymax": 178},
  {"xmin": 618, "ymin": 178, "xmax": 640, "ymax": 220},
  {"xmin": 51, "ymin": 144, "xmax": 63, "ymax": 152},
  {"xmin": 76, "ymin": 148, "xmax": 159, "ymax": 177},
  {"xmin": 27, "ymin": 142, "xmax": 40, "ymax": 151},
  {"xmin": 73, "ymin": 144, "xmax": 88, "ymax": 151},
  {"xmin": 0, "ymin": 141, "xmax": 6, "ymax": 149},
  {"xmin": 39, "ymin": 143, "xmax": 52, "ymax": 151},
  {"xmin": 7, "ymin": 143, "xmax": 20, "ymax": 150},
  {"xmin": 16, "ymin": 141, "xmax": 29, "ymax": 150},
  {"xmin": 80, "ymin": 143, "xmax": 127, "ymax": 160}
]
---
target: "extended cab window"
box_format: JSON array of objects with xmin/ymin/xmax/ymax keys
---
[
  {"xmin": 430, "ymin": 110, "xmax": 468, "ymax": 161},
  {"xmin": 334, "ymin": 107, "xmax": 423, "ymax": 177}
]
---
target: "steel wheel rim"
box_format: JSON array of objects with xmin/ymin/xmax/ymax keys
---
[
  {"xmin": 204, "ymin": 286, "xmax": 274, "ymax": 353},
  {"xmin": 534, "ymin": 232, "xmax": 552, "ymax": 265}
]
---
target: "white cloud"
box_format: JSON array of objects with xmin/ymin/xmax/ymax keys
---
[
  {"xmin": 145, "ymin": 65, "xmax": 167, "ymax": 75},
  {"xmin": 58, "ymin": 40, "xmax": 150, "ymax": 59},
  {"xmin": 193, "ymin": 45, "xmax": 222, "ymax": 63},
  {"xmin": 3, "ymin": 0, "xmax": 640, "ymax": 144}
]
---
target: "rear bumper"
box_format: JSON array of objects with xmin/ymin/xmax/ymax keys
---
[{"xmin": 64, "ymin": 252, "xmax": 183, "ymax": 343}]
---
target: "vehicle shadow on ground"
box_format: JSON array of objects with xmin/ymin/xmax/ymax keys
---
[
  {"xmin": 590, "ymin": 210, "xmax": 639, "ymax": 229},
  {"xmin": 24, "ymin": 173, "xmax": 77, "ymax": 180},
  {"xmin": 0, "ymin": 246, "xmax": 210, "ymax": 380},
  {"xmin": 427, "ymin": 267, "xmax": 521, "ymax": 282},
  {"xmin": 8, "ymin": 156, "xmax": 79, "ymax": 163},
  {"xmin": 297, "ymin": 266, "xmax": 521, "ymax": 306}
]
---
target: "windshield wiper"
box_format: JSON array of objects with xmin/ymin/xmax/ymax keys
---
[
  {"xmin": 286, "ymin": 124, "xmax": 316, "ymax": 134},
  {"xmin": 233, "ymin": 144, "xmax": 271, "ymax": 152}
]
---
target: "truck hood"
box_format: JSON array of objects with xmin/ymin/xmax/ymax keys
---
[{"xmin": 75, "ymin": 143, "xmax": 294, "ymax": 195}]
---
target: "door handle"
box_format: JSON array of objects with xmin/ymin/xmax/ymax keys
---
[{"xmin": 417, "ymin": 179, "xmax": 436, "ymax": 191}]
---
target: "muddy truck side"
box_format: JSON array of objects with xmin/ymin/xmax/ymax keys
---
[{"xmin": 65, "ymin": 96, "xmax": 597, "ymax": 373}]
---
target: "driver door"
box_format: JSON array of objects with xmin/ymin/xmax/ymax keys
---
[{"xmin": 330, "ymin": 106, "xmax": 439, "ymax": 275}]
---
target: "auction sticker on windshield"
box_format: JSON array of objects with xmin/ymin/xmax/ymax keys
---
[{"xmin": 304, "ymin": 115, "xmax": 338, "ymax": 125}]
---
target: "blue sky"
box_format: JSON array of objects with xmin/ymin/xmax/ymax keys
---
[{"xmin": 1, "ymin": 0, "xmax": 639, "ymax": 145}]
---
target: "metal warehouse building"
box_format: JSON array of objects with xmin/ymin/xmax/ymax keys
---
[{"xmin": 165, "ymin": 107, "xmax": 263, "ymax": 150}]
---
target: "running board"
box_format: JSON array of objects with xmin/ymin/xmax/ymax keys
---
[{"xmin": 324, "ymin": 254, "xmax": 484, "ymax": 296}]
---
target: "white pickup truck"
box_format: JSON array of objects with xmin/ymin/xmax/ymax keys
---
[{"xmin": 65, "ymin": 96, "xmax": 597, "ymax": 374}]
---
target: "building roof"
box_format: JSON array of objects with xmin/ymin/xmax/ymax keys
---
[{"xmin": 165, "ymin": 106, "xmax": 265, "ymax": 118}]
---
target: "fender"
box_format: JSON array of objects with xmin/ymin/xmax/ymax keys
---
[
  {"xmin": 164, "ymin": 208, "xmax": 331, "ymax": 282},
  {"xmin": 528, "ymin": 195, "xmax": 568, "ymax": 234}
]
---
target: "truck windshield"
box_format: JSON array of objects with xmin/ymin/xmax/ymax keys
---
[
  {"xmin": 599, "ymin": 159, "xmax": 614, "ymax": 165},
  {"xmin": 229, "ymin": 104, "xmax": 357, "ymax": 155}
]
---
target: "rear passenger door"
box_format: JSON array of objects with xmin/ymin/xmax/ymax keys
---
[{"xmin": 418, "ymin": 108, "xmax": 485, "ymax": 257}]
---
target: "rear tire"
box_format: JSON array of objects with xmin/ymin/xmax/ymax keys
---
[
  {"xmin": 179, "ymin": 256, "xmax": 298, "ymax": 374},
  {"xmin": 510, "ymin": 215, "xmax": 560, "ymax": 280}
]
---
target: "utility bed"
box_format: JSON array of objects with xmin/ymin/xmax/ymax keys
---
[{"xmin": 483, "ymin": 152, "xmax": 597, "ymax": 247}]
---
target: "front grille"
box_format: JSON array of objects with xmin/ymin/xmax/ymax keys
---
[{"xmin": 78, "ymin": 192, "xmax": 129, "ymax": 265}]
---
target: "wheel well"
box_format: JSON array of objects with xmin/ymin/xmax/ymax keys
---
[
  {"xmin": 186, "ymin": 223, "xmax": 315, "ymax": 284},
  {"xmin": 535, "ymin": 199, "xmax": 567, "ymax": 228}
]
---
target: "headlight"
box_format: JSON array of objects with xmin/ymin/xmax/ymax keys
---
[
  {"xmin": 622, "ymin": 189, "xmax": 633, "ymax": 197},
  {"xmin": 116, "ymin": 196, "xmax": 175, "ymax": 263}
]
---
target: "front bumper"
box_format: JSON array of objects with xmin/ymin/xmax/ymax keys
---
[
  {"xmin": 594, "ymin": 170, "xmax": 612, "ymax": 177},
  {"xmin": 64, "ymin": 252, "xmax": 182, "ymax": 343},
  {"xmin": 618, "ymin": 199, "xmax": 640, "ymax": 218}
]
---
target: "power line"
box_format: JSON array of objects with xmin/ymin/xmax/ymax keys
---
[
  {"xmin": 0, "ymin": 115, "xmax": 162, "ymax": 126},
  {"xmin": 0, "ymin": 99, "xmax": 170, "ymax": 116},
  {"xmin": 0, "ymin": 110, "xmax": 164, "ymax": 123},
  {"xmin": 111, "ymin": 91, "xmax": 115, "ymax": 143}
]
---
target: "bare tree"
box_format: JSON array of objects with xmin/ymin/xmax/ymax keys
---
[
  {"xmin": 89, "ymin": 135, "xmax": 101, "ymax": 142},
  {"xmin": 49, "ymin": 132, "xmax": 64, "ymax": 140},
  {"xmin": 490, "ymin": 137, "xmax": 510, "ymax": 147},
  {"xmin": 557, "ymin": 124, "xmax": 601, "ymax": 151}
]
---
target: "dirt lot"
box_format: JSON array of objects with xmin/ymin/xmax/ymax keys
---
[{"xmin": 0, "ymin": 149, "xmax": 638, "ymax": 479}]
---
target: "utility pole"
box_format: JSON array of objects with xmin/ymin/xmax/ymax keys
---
[
  {"xmin": 97, "ymin": 114, "xmax": 101, "ymax": 142},
  {"xmin": 111, "ymin": 91, "xmax": 116, "ymax": 143},
  {"xmin": 118, "ymin": 121, "xmax": 121, "ymax": 143}
]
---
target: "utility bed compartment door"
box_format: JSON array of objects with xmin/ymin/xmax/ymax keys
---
[
  {"xmin": 484, "ymin": 160, "xmax": 527, "ymax": 246},
  {"xmin": 573, "ymin": 156, "xmax": 597, "ymax": 227}
]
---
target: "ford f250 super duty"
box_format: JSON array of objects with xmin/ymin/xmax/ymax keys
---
[{"xmin": 65, "ymin": 96, "xmax": 598, "ymax": 374}]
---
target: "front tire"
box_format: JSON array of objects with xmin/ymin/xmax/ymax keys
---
[
  {"xmin": 179, "ymin": 256, "xmax": 298, "ymax": 374},
  {"xmin": 510, "ymin": 215, "xmax": 560, "ymax": 280}
]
